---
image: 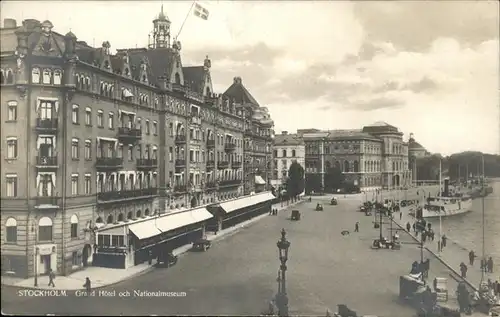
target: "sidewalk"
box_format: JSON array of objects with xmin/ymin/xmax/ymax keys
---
[
  {"xmin": 392, "ymin": 205, "xmax": 490, "ymax": 292},
  {"xmin": 2, "ymin": 199, "xmax": 303, "ymax": 291}
]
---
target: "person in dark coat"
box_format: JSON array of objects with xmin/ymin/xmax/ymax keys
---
[
  {"xmin": 354, "ymin": 222, "xmax": 359, "ymax": 232},
  {"xmin": 487, "ymin": 257, "xmax": 494, "ymax": 273},
  {"xmin": 441, "ymin": 234, "xmax": 447, "ymax": 248},
  {"xmin": 83, "ymin": 277, "xmax": 91, "ymax": 295},
  {"xmin": 460, "ymin": 262, "xmax": 468, "ymax": 278},
  {"xmin": 412, "ymin": 223, "xmax": 416, "ymax": 233},
  {"xmin": 406, "ymin": 222, "xmax": 411, "ymax": 232},
  {"xmin": 48, "ymin": 269, "xmax": 56, "ymax": 287},
  {"xmin": 469, "ymin": 250, "xmax": 475, "ymax": 266}
]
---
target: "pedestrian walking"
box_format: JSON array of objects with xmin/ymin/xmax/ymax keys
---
[
  {"xmin": 354, "ymin": 222, "xmax": 359, "ymax": 232},
  {"xmin": 48, "ymin": 269, "xmax": 56, "ymax": 287},
  {"xmin": 148, "ymin": 249, "xmax": 153, "ymax": 265},
  {"xmin": 437, "ymin": 240, "xmax": 441, "ymax": 252},
  {"xmin": 399, "ymin": 211, "xmax": 402, "ymax": 220},
  {"xmin": 487, "ymin": 257, "xmax": 494, "ymax": 273},
  {"xmin": 481, "ymin": 258, "xmax": 487, "ymax": 273},
  {"xmin": 83, "ymin": 277, "xmax": 91, "ymax": 295},
  {"xmin": 460, "ymin": 262, "xmax": 468, "ymax": 278},
  {"xmin": 406, "ymin": 222, "xmax": 411, "ymax": 232},
  {"xmin": 441, "ymin": 234, "xmax": 447, "ymax": 248},
  {"xmin": 412, "ymin": 223, "xmax": 416, "ymax": 233},
  {"xmin": 469, "ymin": 250, "xmax": 475, "ymax": 266}
]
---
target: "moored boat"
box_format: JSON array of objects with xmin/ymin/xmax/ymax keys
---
[{"xmin": 421, "ymin": 195, "xmax": 472, "ymax": 218}]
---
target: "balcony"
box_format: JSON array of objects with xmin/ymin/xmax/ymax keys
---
[
  {"xmin": 206, "ymin": 139, "xmax": 215, "ymax": 148},
  {"xmin": 172, "ymin": 83, "xmax": 186, "ymax": 94},
  {"xmin": 175, "ymin": 159, "xmax": 186, "ymax": 168},
  {"xmin": 96, "ymin": 157, "xmax": 123, "ymax": 171},
  {"xmin": 35, "ymin": 118, "xmax": 58, "ymax": 133},
  {"xmin": 136, "ymin": 158, "xmax": 158, "ymax": 170},
  {"xmin": 232, "ymin": 161, "xmax": 243, "ymax": 169},
  {"xmin": 218, "ymin": 161, "xmax": 229, "ymax": 169},
  {"xmin": 224, "ymin": 143, "xmax": 236, "ymax": 152},
  {"xmin": 174, "ymin": 184, "xmax": 187, "ymax": 193},
  {"xmin": 190, "ymin": 116, "xmax": 202, "ymax": 126},
  {"xmin": 36, "ymin": 156, "xmax": 58, "ymax": 169},
  {"xmin": 206, "ymin": 160, "xmax": 215, "ymax": 170},
  {"xmin": 219, "ymin": 179, "xmax": 242, "ymax": 187},
  {"xmin": 175, "ymin": 135, "xmax": 186, "ymax": 144},
  {"xmin": 97, "ymin": 188, "xmax": 158, "ymax": 203},
  {"xmin": 117, "ymin": 127, "xmax": 142, "ymax": 143},
  {"xmin": 35, "ymin": 196, "xmax": 60, "ymax": 209}
]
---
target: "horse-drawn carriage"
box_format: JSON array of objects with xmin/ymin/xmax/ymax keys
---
[
  {"xmin": 192, "ymin": 238, "xmax": 211, "ymax": 252},
  {"xmin": 330, "ymin": 197, "xmax": 338, "ymax": 205},
  {"xmin": 316, "ymin": 203, "xmax": 324, "ymax": 211},
  {"xmin": 291, "ymin": 209, "xmax": 301, "ymax": 221},
  {"xmin": 371, "ymin": 237, "xmax": 401, "ymax": 250}
]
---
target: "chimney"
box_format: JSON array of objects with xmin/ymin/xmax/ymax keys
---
[
  {"xmin": 282, "ymin": 131, "xmax": 288, "ymax": 135},
  {"xmin": 3, "ymin": 18, "xmax": 17, "ymax": 28},
  {"xmin": 233, "ymin": 77, "xmax": 242, "ymax": 84}
]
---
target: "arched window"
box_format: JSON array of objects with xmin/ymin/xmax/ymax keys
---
[
  {"xmin": 106, "ymin": 215, "xmax": 113, "ymax": 224},
  {"xmin": 144, "ymin": 209, "xmax": 150, "ymax": 216},
  {"xmin": 344, "ymin": 160, "xmax": 350, "ymax": 173},
  {"xmin": 174, "ymin": 72, "xmax": 181, "ymax": 84},
  {"xmin": 100, "ymin": 82, "xmax": 105, "ymax": 95},
  {"xmin": 6, "ymin": 69, "xmax": 14, "ymax": 84},
  {"xmin": 70, "ymin": 214, "xmax": 78, "ymax": 238},
  {"xmin": 85, "ymin": 77, "xmax": 91, "ymax": 91},
  {"xmin": 6, "ymin": 218, "xmax": 17, "ymax": 242},
  {"xmin": 38, "ymin": 217, "xmax": 53, "ymax": 241},
  {"xmin": 136, "ymin": 210, "xmax": 142, "ymax": 218},
  {"xmin": 72, "ymin": 104, "xmax": 79, "ymax": 124},
  {"xmin": 53, "ymin": 69, "xmax": 62, "ymax": 85},
  {"xmin": 117, "ymin": 213, "xmax": 124, "ymax": 222},
  {"xmin": 42, "ymin": 69, "xmax": 52, "ymax": 84},
  {"xmin": 32, "ymin": 67, "xmax": 41, "ymax": 83},
  {"xmin": 353, "ymin": 161, "xmax": 359, "ymax": 173},
  {"xmin": 205, "ymin": 87, "xmax": 211, "ymax": 96},
  {"xmin": 292, "ymin": 150, "xmax": 296, "ymax": 157},
  {"xmin": 127, "ymin": 211, "xmax": 133, "ymax": 220},
  {"xmin": 109, "ymin": 86, "xmax": 114, "ymax": 98}
]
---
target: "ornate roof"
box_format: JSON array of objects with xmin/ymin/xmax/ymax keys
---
[{"xmin": 223, "ymin": 77, "xmax": 260, "ymax": 108}]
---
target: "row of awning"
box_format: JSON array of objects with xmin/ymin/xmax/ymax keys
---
[
  {"xmin": 218, "ymin": 192, "xmax": 275, "ymax": 214},
  {"xmin": 128, "ymin": 207, "xmax": 213, "ymax": 240}
]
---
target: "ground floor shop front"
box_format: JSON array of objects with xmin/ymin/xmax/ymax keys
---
[{"xmin": 93, "ymin": 207, "xmax": 213, "ymax": 269}]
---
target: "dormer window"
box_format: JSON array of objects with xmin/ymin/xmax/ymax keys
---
[
  {"xmin": 42, "ymin": 69, "xmax": 51, "ymax": 84},
  {"xmin": 32, "ymin": 68, "xmax": 41, "ymax": 83}
]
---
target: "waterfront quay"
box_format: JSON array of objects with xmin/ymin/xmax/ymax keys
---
[{"xmin": 2, "ymin": 195, "xmax": 465, "ymax": 317}]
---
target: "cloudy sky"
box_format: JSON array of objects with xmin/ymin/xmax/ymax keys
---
[{"xmin": 2, "ymin": 1, "xmax": 499, "ymax": 155}]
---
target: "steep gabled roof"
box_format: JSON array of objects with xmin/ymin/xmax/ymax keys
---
[
  {"xmin": 223, "ymin": 77, "xmax": 260, "ymax": 108},
  {"xmin": 127, "ymin": 48, "xmax": 177, "ymax": 84},
  {"xmin": 183, "ymin": 66, "xmax": 205, "ymax": 94}
]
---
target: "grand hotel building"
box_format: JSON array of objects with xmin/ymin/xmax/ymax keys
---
[{"xmin": 0, "ymin": 8, "xmax": 274, "ymax": 277}]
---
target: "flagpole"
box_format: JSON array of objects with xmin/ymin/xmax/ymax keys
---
[
  {"xmin": 439, "ymin": 159, "xmax": 442, "ymax": 252},
  {"xmin": 176, "ymin": 1, "xmax": 197, "ymax": 41}
]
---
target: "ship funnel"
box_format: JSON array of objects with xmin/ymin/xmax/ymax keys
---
[{"xmin": 443, "ymin": 179, "xmax": 450, "ymax": 197}]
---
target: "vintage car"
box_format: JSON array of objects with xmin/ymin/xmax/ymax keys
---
[
  {"xmin": 156, "ymin": 251, "xmax": 178, "ymax": 268},
  {"xmin": 315, "ymin": 203, "xmax": 324, "ymax": 211},
  {"xmin": 330, "ymin": 197, "xmax": 338, "ymax": 205},
  {"xmin": 291, "ymin": 209, "xmax": 301, "ymax": 221},
  {"xmin": 192, "ymin": 238, "xmax": 211, "ymax": 252},
  {"xmin": 371, "ymin": 237, "xmax": 401, "ymax": 250}
]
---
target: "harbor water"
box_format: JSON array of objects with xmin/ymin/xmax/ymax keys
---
[{"xmin": 427, "ymin": 180, "xmax": 500, "ymax": 269}]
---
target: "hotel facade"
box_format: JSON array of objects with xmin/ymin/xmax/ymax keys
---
[{"xmin": 0, "ymin": 8, "xmax": 274, "ymax": 278}]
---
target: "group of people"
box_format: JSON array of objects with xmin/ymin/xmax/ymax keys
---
[
  {"xmin": 45, "ymin": 268, "xmax": 92, "ymax": 295},
  {"xmin": 468, "ymin": 250, "xmax": 495, "ymax": 273}
]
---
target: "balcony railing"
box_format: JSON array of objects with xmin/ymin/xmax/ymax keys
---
[
  {"xmin": 174, "ymin": 184, "xmax": 187, "ymax": 193},
  {"xmin": 206, "ymin": 160, "xmax": 215, "ymax": 169},
  {"xmin": 232, "ymin": 161, "xmax": 243, "ymax": 169},
  {"xmin": 175, "ymin": 135, "xmax": 186, "ymax": 144},
  {"xmin": 96, "ymin": 157, "xmax": 123, "ymax": 170},
  {"xmin": 218, "ymin": 161, "xmax": 229, "ymax": 169},
  {"xmin": 136, "ymin": 158, "xmax": 158, "ymax": 169},
  {"xmin": 172, "ymin": 83, "xmax": 186, "ymax": 94},
  {"xmin": 35, "ymin": 118, "xmax": 58, "ymax": 132},
  {"xmin": 219, "ymin": 179, "xmax": 242, "ymax": 187},
  {"xmin": 206, "ymin": 139, "xmax": 215, "ymax": 148},
  {"xmin": 190, "ymin": 116, "xmax": 202, "ymax": 125},
  {"xmin": 97, "ymin": 188, "xmax": 158, "ymax": 202},
  {"xmin": 225, "ymin": 143, "xmax": 236, "ymax": 151},
  {"xmin": 36, "ymin": 156, "xmax": 58, "ymax": 168},
  {"xmin": 35, "ymin": 196, "xmax": 60, "ymax": 207},
  {"xmin": 175, "ymin": 159, "xmax": 186, "ymax": 167},
  {"xmin": 117, "ymin": 127, "xmax": 142, "ymax": 143}
]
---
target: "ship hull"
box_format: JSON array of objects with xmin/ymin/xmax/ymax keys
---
[{"xmin": 421, "ymin": 199, "xmax": 473, "ymax": 218}]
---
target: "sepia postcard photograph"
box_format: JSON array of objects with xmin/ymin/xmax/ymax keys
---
[{"xmin": 0, "ymin": 0, "xmax": 499, "ymax": 316}]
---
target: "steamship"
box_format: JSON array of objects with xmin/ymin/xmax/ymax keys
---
[{"xmin": 419, "ymin": 179, "xmax": 473, "ymax": 218}]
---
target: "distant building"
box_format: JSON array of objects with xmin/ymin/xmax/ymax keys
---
[
  {"xmin": 408, "ymin": 133, "xmax": 430, "ymax": 183},
  {"xmin": 271, "ymin": 131, "xmax": 305, "ymax": 187},
  {"xmin": 303, "ymin": 122, "xmax": 412, "ymax": 192}
]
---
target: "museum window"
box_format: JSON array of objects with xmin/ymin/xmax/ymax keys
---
[
  {"xmin": 70, "ymin": 214, "xmax": 78, "ymax": 238},
  {"xmin": 72, "ymin": 104, "xmax": 79, "ymax": 124},
  {"xmin": 6, "ymin": 138, "xmax": 18, "ymax": 159},
  {"xmin": 32, "ymin": 67, "xmax": 41, "ymax": 83},
  {"xmin": 108, "ymin": 112, "xmax": 114, "ymax": 129},
  {"xmin": 97, "ymin": 110, "xmax": 103, "ymax": 127},
  {"xmin": 71, "ymin": 138, "xmax": 80, "ymax": 159},
  {"xmin": 85, "ymin": 107, "xmax": 92, "ymax": 126},
  {"xmin": 85, "ymin": 140, "xmax": 92, "ymax": 160},
  {"xmin": 42, "ymin": 69, "xmax": 52, "ymax": 84},
  {"xmin": 5, "ymin": 218, "xmax": 17, "ymax": 243},
  {"xmin": 84, "ymin": 174, "xmax": 91, "ymax": 194},
  {"xmin": 7, "ymin": 101, "xmax": 17, "ymax": 121},
  {"xmin": 71, "ymin": 174, "xmax": 79, "ymax": 195},
  {"xmin": 53, "ymin": 69, "xmax": 62, "ymax": 85},
  {"xmin": 38, "ymin": 217, "xmax": 53, "ymax": 242}
]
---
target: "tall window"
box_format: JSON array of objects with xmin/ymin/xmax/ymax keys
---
[
  {"xmin": 169, "ymin": 147, "xmax": 173, "ymax": 161},
  {"xmin": 97, "ymin": 110, "xmax": 103, "ymax": 127},
  {"xmin": 117, "ymin": 144, "xmax": 123, "ymax": 158},
  {"xmin": 153, "ymin": 121, "xmax": 158, "ymax": 135},
  {"xmin": 84, "ymin": 140, "xmax": 91, "ymax": 160},
  {"xmin": 71, "ymin": 174, "xmax": 79, "ymax": 195},
  {"xmin": 72, "ymin": 104, "xmax": 79, "ymax": 124},
  {"xmin": 108, "ymin": 112, "xmax": 114, "ymax": 129},
  {"xmin": 136, "ymin": 117, "xmax": 141, "ymax": 130},
  {"xmin": 38, "ymin": 217, "xmax": 53, "ymax": 242},
  {"xmin": 39, "ymin": 100, "xmax": 55, "ymax": 119},
  {"xmin": 84, "ymin": 174, "xmax": 91, "ymax": 194},
  {"xmin": 53, "ymin": 69, "xmax": 62, "ymax": 85},
  {"xmin": 7, "ymin": 101, "xmax": 17, "ymax": 121},
  {"xmin": 128, "ymin": 145, "xmax": 133, "ymax": 161},
  {"xmin": 145, "ymin": 120, "xmax": 150, "ymax": 134},
  {"xmin": 85, "ymin": 107, "xmax": 92, "ymax": 126},
  {"xmin": 6, "ymin": 218, "xmax": 17, "ymax": 242},
  {"xmin": 37, "ymin": 174, "xmax": 53, "ymax": 196},
  {"xmin": 42, "ymin": 69, "xmax": 52, "ymax": 84},
  {"xmin": 70, "ymin": 215, "xmax": 78, "ymax": 238},
  {"xmin": 292, "ymin": 150, "xmax": 296, "ymax": 157},
  {"xmin": 71, "ymin": 138, "xmax": 79, "ymax": 159},
  {"xmin": 169, "ymin": 123, "xmax": 173, "ymax": 136},
  {"xmin": 32, "ymin": 67, "xmax": 40, "ymax": 83},
  {"xmin": 6, "ymin": 175, "xmax": 17, "ymax": 197},
  {"xmin": 6, "ymin": 138, "xmax": 18, "ymax": 159}
]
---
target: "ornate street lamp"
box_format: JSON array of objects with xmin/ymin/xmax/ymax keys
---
[{"xmin": 276, "ymin": 228, "xmax": 291, "ymax": 316}]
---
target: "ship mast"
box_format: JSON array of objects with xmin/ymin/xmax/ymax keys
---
[
  {"xmin": 480, "ymin": 155, "xmax": 485, "ymax": 284},
  {"xmin": 439, "ymin": 159, "xmax": 442, "ymax": 250}
]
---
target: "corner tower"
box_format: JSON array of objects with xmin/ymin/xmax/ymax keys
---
[{"xmin": 149, "ymin": 5, "xmax": 171, "ymax": 49}]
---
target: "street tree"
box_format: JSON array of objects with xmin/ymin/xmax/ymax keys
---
[
  {"xmin": 287, "ymin": 162, "xmax": 305, "ymax": 199},
  {"xmin": 325, "ymin": 166, "xmax": 345, "ymax": 192}
]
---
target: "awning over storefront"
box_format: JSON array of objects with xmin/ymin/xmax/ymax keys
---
[
  {"xmin": 255, "ymin": 175, "xmax": 266, "ymax": 185},
  {"xmin": 219, "ymin": 192, "xmax": 275, "ymax": 214},
  {"xmin": 128, "ymin": 221, "xmax": 162, "ymax": 240}
]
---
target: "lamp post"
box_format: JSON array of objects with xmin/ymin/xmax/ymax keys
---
[
  {"xmin": 276, "ymin": 228, "xmax": 291, "ymax": 317},
  {"xmin": 31, "ymin": 222, "xmax": 38, "ymax": 287}
]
